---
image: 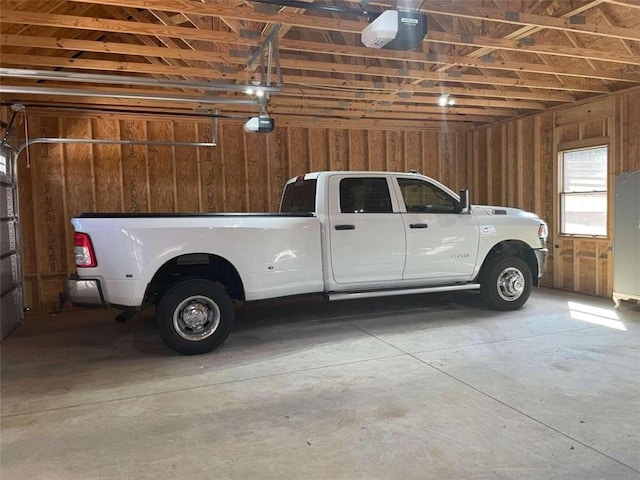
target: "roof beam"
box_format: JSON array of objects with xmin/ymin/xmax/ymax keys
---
[
  {"xmin": 433, "ymin": 0, "xmax": 608, "ymax": 74},
  {"xmin": 277, "ymin": 39, "xmax": 639, "ymax": 84},
  {"xmin": 427, "ymin": 31, "xmax": 639, "ymax": 66},
  {"xmin": 279, "ymin": 87, "xmax": 545, "ymax": 109},
  {"xmin": 4, "ymin": 34, "xmax": 637, "ymax": 85},
  {"xmin": 0, "ymin": 9, "xmax": 256, "ymax": 46},
  {"xmin": 1, "ymin": 77, "xmax": 544, "ymax": 109},
  {"xmin": 269, "ymin": 106, "xmax": 492, "ymax": 123},
  {"xmin": 0, "ymin": 92, "xmax": 480, "ymax": 126},
  {"xmin": 285, "ymin": 75, "xmax": 575, "ymax": 102},
  {"xmin": 1, "ymin": 74, "xmax": 568, "ymax": 104},
  {"xmin": 601, "ymin": 0, "xmax": 640, "ymax": 10},
  {"xmin": 3, "ymin": 9, "xmax": 638, "ymax": 67},
  {"xmin": 271, "ymin": 97, "xmax": 518, "ymax": 117},
  {"xmin": 66, "ymin": 0, "xmax": 640, "ymax": 42},
  {"xmin": 0, "ymin": 51, "xmax": 610, "ymax": 93}
]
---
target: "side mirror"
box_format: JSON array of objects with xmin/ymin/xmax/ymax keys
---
[{"xmin": 458, "ymin": 189, "xmax": 470, "ymax": 214}]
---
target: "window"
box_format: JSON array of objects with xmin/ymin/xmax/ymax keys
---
[
  {"xmin": 0, "ymin": 149, "xmax": 7, "ymax": 176},
  {"xmin": 398, "ymin": 178, "xmax": 457, "ymax": 214},
  {"xmin": 559, "ymin": 145, "xmax": 608, "ymax": 236},
  {"xmin": 339, "ymin": 178, "xmax": 392, "ymax": 213},
  {"xmin": 280, "ymin": 179, "xmax": 317, "ymax": 213}
]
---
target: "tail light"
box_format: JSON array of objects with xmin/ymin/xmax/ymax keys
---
[{"xmin": 74, "ymin": 232, "xmax": 97, "ymax": 268}]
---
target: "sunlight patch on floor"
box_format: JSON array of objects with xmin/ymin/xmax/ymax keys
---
[{"xmin": 568, "ymin": 301, "xmax": 626, "ymax": 331}]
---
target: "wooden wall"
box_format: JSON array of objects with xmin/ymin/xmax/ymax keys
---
[
  {"xmin": 470, "ymin": 88, "xmax": 640, "ymax": 296},
  {"xmin": 13, "ymin": 87, "xmax": 640, "ymax": 312},
  {"xmin": 15, "ymin": 112, "xmax": 470, "ymax": 312}
]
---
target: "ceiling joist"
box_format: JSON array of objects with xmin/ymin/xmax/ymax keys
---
[{"xmin": 1, "ymin": 0, "xmax": 638, "ymax": 126}]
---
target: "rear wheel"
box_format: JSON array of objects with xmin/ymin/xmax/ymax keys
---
[
  {"xmin": 480, "ymin": 256, "xmax": 532, "ymax": 310},
  {"xmin": 156, "ymin": 279, "xmax": 234, "ymax": 355}
]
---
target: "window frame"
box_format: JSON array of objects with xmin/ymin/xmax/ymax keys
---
[
  {"xmin": 397, "ymin": 177, "xmax": 460, "ymax": 214},
  {"xmin": 557, "ymin": 142, "xmax": 609, "ymax": 239}
]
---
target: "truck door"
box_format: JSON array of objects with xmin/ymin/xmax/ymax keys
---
[
  {"xmin": 328, "ymin": 175, "xmax": 405, "ymax": 284},
  {"xmin": 395, "ymin": 177, "xmax": 479, "ymax": 282}
]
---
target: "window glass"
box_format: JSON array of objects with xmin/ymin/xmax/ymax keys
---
[
  {"xmin": 339, "ymin": 178, "xmax": 392, "ymax": 213},
  {"xmin": 280, "ymin": 179, "xmax": 317, "ymax": 213},
  {"xmin": 398, "ymin": 178, "xmax": 457, "ymax": 214},
  {"xmin": 559, "ymin": 145, "xmax": 608, "ymax": 236},
  {"xmin": 563, "ymin": 147, "xmax": 607, "ymax": 192}
]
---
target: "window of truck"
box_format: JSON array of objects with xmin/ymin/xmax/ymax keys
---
[
  {"xmin": 280, "ymin": 179, "xmax": 317, "ymax": 213},
  {"xmin": 339, "ymin": 177, "xmax": 392, "ymax": 213},
  {"xmin": 398, "ymin": 178, "xmax": 458, "ymax": 213}
]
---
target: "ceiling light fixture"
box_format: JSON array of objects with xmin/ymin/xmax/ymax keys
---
[{"xmin": 438, "ymin": 94, "xmax": 455, "ymax": 106}]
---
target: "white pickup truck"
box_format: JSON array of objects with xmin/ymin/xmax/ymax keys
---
[{"xmin": 67, "ymin": 171, "xmax": 548, "ymax": 354}]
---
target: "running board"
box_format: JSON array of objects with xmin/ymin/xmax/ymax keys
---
[{"xmin": 327, "ymin": 284, "xmax": 481, "ymax": 302}]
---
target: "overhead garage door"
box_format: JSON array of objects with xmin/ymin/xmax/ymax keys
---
[{"xmin": 0, "ymin": 144, "xmax": 23, "ymax": 340}]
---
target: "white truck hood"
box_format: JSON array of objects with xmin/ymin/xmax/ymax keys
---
[{"xmin": 472, "ymin": 205, "xmax": 541, "ymax": 219}]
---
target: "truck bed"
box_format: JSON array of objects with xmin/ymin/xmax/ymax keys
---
[{"xmin": 77, "ymin": 212, "xmax": 315, "ymax": 218}]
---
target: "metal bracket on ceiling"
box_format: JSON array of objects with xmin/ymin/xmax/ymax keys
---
[
  {"xmin": 247, "ymin": 23, "xmax": 282, "ymax": 93},
  {"xmin": 0, "ymin": 69, "xmax": 275, "ymax": 120},
  {"xmin": 1, "ymin": 104, "xmax": 24, "ymax": 147},
  {"xmin": 0, "ymin": 68, "xmax": 282, "ymax": 95}
]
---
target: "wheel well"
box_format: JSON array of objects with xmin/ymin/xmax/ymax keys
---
[
  {"xmin": 144, "ymin": 253, "xmax": 245, "ymax": 305},
  {"xmin": 477, "ymin": 240, "xmax": 539, "ymax": 286}
]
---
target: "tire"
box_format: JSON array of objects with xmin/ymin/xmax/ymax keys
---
[
  {"xmin": 156, "ymin": 279, "xmax": 234, "ymax": 355},
  {"xmin": 480, "ymin": 256, "xmax": 532, "ymax": 311}
]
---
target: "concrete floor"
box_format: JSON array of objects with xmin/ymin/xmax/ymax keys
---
[{"xmin": 1, "ymin": 288, "xmax": 639, "ymax": 480}]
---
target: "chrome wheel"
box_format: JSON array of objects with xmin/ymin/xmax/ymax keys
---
[
  {"xmin": 173, "ymin": 295, "xmax": 221, "ymax": 341},
  {"xmin": 496, "ymin": 267, "xmax": 525, "ymax": 301}
]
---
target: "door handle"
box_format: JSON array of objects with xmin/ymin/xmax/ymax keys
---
[
  {"xmin": 409, "ymin": 223, "xmax": 428, "ymax": 229},
  {"xmin": 335, "ymin": 224, "xmax": 356, "ymax": 230}
]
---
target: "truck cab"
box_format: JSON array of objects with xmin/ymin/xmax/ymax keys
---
[{"xmin": 281, "ymin": 171, "xmax": 546, "ymax": 297}]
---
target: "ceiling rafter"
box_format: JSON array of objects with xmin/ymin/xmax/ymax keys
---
[
  {"xmin": 3, "ymin": 78, "xmax": 544, "ymax": 109},
  {"xmin": 596, "ymin": 3, "xmax": 640, "ymax": 56},
  {"xmin": 432, "ymin": 0, "xmax": 608, "ymax": 91},
  {"xmin": 3, "ymin": 8, "xmax": 638, "ymax": 68},
  {"xmin": 1, "ymin": 51, "xmax": 612, "ymax": 93},
  {"xmin": 4, "ymin": 33, "xmax": 636, "ymax": 85},
  {"xmin": 282, "ymin": 74, "xmax": 576, "ymax": 102},
  {"xmin": 103, "ymin": 6, "xmax": 195, "ymax": 82},
  {"xmin": 1, "ymin": 0, "xmax": 638, "ymax": 126},
  {"xmin": 66, "ymin": 0, "xmax": 640, "ymax": 42}
]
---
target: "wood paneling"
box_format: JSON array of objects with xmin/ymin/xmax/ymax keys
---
[
  {"xmin": 367, "ymin": 131, "xmax": 385, "ymax": 171},
  {"xmin": 471, "ymin": 88, "xmax": 640, "ymax": 297},
  {"xmin": 422, "ymin": 132, "xmax": 440, "ymax": 180},
  {"xmin": 198, "ymin": 121, "xmax": 224, "ymax": 213},
  {"xmin": 348, "ymin": 130, "xmax": 367, "ymax": 171},
  {"xmin": 120, "ymin": 119, "xmax": 148, "ymax": 213},
  {"xmin": 329, "ymin": 129, "xmax": 348, "ymax": 171},
  {"xmin": 147, "ymin": 121, "xmax": 175, "ymax": 213}
]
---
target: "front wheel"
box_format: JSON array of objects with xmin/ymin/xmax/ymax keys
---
[
  {"xmin": 480, "ymin": 256, "xmax": 532, "ymax": 311},
  {"xmin": 156, "ymin": 279, "xmax": 234, "ymax": 355}
]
